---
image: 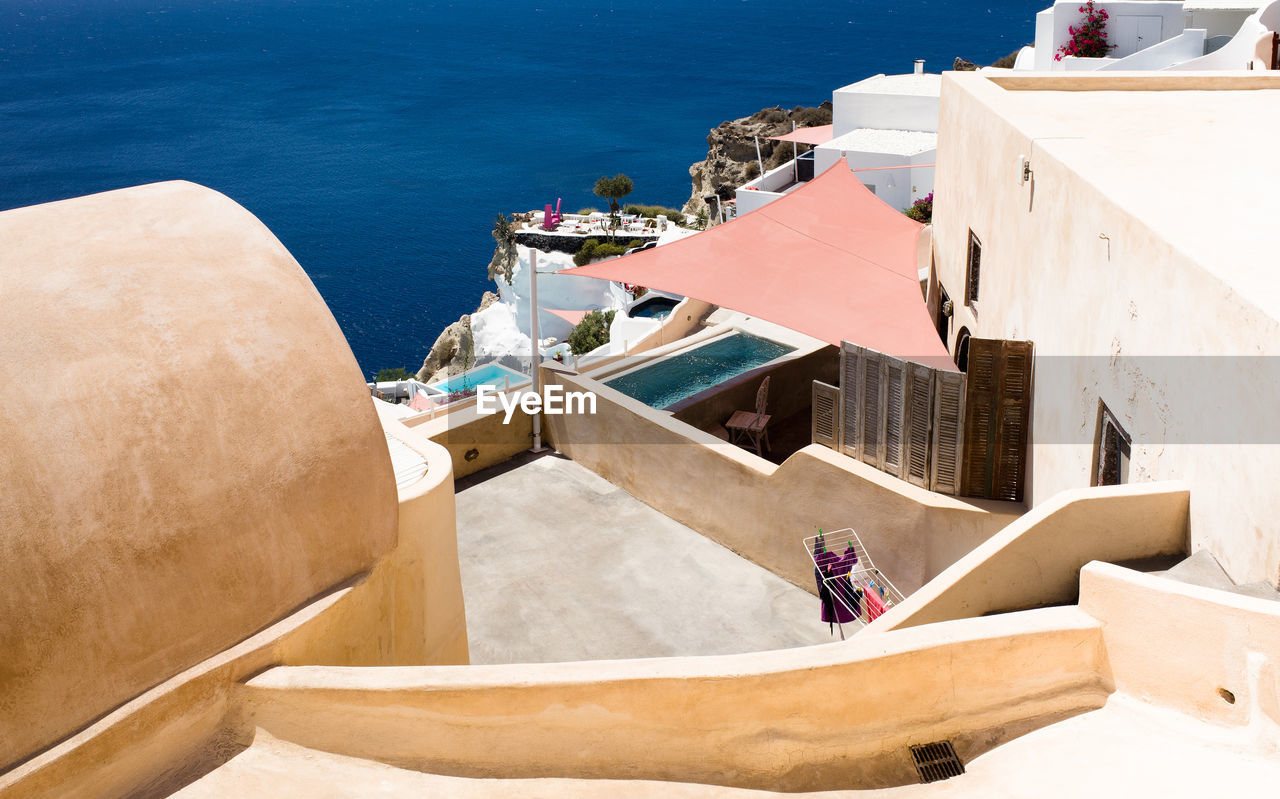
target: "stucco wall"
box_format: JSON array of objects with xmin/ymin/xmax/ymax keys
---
[
  {"xmin": 240, "ymin": 606, "xmax": 1109, "ymax": 790},
  {"xmin": 931, "ymin": 73, "xmax": 1280, "ymax": 586},
  {"xmin": 873, "ymin": 482, "xmax": 1189, "ymax": 632},
  {"xmin": 0, "ymin": 413, "xmax": 468, "ymax": 799},
  {"xmin": 407, "ymin": 399, "xmax": 536, "ymax": 480},
  {"xmin": 1080, "ymin": 561, "xmax": 1280, "ymax": 731},
  {"xmin": 0, "ymin": 182, "xmax": 400, "ymax": 771},
  {"xmin": 542, "ymin": 371, "xmax": 1020, "ymax": 594},
  {"xmin": 832, "ymin": 77, "xmax": 940, "ymax": 135}
]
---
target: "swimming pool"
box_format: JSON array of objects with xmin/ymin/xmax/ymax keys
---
[
  {"xmin": 605, "ymin": 332, "xmax": 794, "ymax": 409},
  {"xmin": 628, "ymin": 295, "xmax": 680, "ymax": 319},
  {"xmin": 428, "ymin": 363, "xmax": 528, "ymax": 395}
]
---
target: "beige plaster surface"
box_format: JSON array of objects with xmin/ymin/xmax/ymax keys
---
[
  {"xmin": 238, "ymin": 606, "xmax": 1107, "ymax": 791},
  {"xmin": 175, "ymin": 561, "xmax": 1280, "ymax": 798},
  {"xmin": 932, "ymin": 72, "xmax": 1280, "ymax": 586},
  {"xmin": 173, "ymin": 702, "xmax": 1280, "ymax": 799},
  {"xmin": 541, "ymin": 370, "xmax": 1021, "ymax": 594},
  {"xmin": 873, "ymin": 482, "xmax": 1189, "ymax": 631},
  {"xmin": 407, "ymin": 398, "xmax": 535, "ymax": 480},
  {"xmin": 0, "ymin": 182, "xmax": 399, "ymax": 771}
]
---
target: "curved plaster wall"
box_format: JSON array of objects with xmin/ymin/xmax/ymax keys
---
[{"xmin": 0, "ymin": 182, "xmax": 399, "ymax": 770}]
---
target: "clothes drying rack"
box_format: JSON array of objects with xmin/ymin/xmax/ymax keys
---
[{"xmin": 803, "ymin": 528, "xmax": 905, "ymax": 639}]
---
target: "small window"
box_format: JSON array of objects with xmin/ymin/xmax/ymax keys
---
[
  {"xmin": 965, "ymin": 231, "xmax": 981, "ymax": 307},
  {"xmin": 1094, "ymin": 403, "xmax": 1131, "ymax": 486}
]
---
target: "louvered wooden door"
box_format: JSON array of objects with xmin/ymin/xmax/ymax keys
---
[
  {"xmin": 960, "ymin": 338, "xmax": 1033, "ymax": 502},
  {"xmin": 811, "ymin": 381, "xmax": 840, "ymax": 449}
]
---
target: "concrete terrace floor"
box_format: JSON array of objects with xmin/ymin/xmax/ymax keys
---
[{"xmin": 454, "ymin": 451, "xmax": 834, "ymax": 664}]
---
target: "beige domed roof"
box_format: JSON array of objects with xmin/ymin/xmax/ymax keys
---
[{"xmin": 0, "ymin": 182, "xmax": 398, "ymax": 769}]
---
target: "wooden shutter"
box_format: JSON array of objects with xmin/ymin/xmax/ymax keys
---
[
  {"xmin": 860, "ymin": 348, "xmax": 884, "ymax": 467},
  {"xmin": 992, "ymin": 341, "xmax": 1033, "ymax": 501},
  {"xmin": 882, "ymin": 354, "xmax": 908, "ymax": 478},
  {"xmin": 930, "ymin": 370, "xmax": 965, "ymax": 494},
  {"xmin": 904, "ymin": 361, "xmax": 935, "ymax": 487},
  {"xmin": 960, "ymin": 338, "xmax": 1033, "ymax": 502},
  {"xmin": 811, "ymin": 380, "xmax": 840, "ymax": 449},
  {"xmin": 839, "ymin": 342, "xmax": 863, "ymax": 458}
]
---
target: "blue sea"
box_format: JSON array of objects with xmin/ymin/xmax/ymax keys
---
[{"xmin": 0, "ymin": 0, "xmax": 1037, "ymax": 377}]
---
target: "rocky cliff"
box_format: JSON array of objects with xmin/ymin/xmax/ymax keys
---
[
  {"xmin": 684, "ymin": 103, "xmax": 832, "ymax": 218},
  {"xmin": 416, "ymin": 290, "xmax": 500, "ymax": 384}
]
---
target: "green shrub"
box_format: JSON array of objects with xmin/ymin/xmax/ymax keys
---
[
  {"xmin": 375, "ymin": 367, "xmax": 410, "ymax": 382},
  {"xmin": 577, "ymin": 206, "xmax": 599, "ymax": 215},
  {"xmin": 623, "ymin": 203, "xmax": 684, "ymax": 220},
  {"xmin": 573, "ymin": 238, "xmax": 644, "ymax": 266},
  {"xmin": 568, "ymin": 309, "xmax": 617, "ymax": 355}
]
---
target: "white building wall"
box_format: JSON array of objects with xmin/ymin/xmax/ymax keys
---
[
  {"xmin": 1033, "ymin": 0, "xmax": 1188, "ymax": 70},
  {"xmin": 1097, "ymin": 28, "xmax": 1207, "ymax": 68},
  {"xmin": 932, "ymin": 74, "xmax": 1280, "ymax": 587},
  {"xmin": 832, "ymin": 81, "xmax": 939, "ymax": 135}
]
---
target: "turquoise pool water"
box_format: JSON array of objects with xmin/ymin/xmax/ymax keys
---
[
  {"xmin": 606, "ymin": 333, "xmax": 794, "ymax": 409},
  {"xmin": 429, "ymin": 363, "xmax": 527, "ymax": 394}
]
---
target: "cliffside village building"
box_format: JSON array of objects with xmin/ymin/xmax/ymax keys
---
[{"xmin": 4, "ymin": 4, "xmax": 1280, "ymax": 797}]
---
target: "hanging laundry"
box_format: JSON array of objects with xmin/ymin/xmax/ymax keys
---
[
  {"xmin": 822, "ymin": 549, "xmax": 860, "ymax": 624},
  {"xmin": 865, "ymin": 588, "xmax": 887, "ymax": 622},
  {"xmin": 813, "ymin": 547, "xmax": 841, "ymax": 630},
  {"xmin": 831, "ymin": 574, "xmax": 860, "ymax": 621}
]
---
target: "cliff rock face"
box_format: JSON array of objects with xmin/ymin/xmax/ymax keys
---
[
  {"xmin": 415, "ymin": 290, "xmax": 500, "ymax": 384},
  {"xmin": 487, "ymin": 212, "xmax": 528, "ymax": 285},
  {"xmin": 684, "ymin": 103, "xmax": 832, "ymax": 218}
]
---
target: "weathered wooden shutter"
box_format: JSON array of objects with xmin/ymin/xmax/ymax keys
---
[
  {"xmin": 882, "ymin": 354, "xmax": 908, "ymax": 478},
  {"xmin": 960, "ymin": 338, "xmax": 1033, "ymax": 502},
  {"xmin": 860, "ymin": 348, "xmax": 884, "ymax": 467},
  {"xmin": 904, "ymin": 362, "xmax": 935, "ymax": 487},
  {"xmin": 839, "ymin": 342, "xmax": 863, "ymax": 458},
  {"xmin": 811, "ymin": 380, "xmax": 840, "ymax": 449},
  {"xmin": 930, "ymin": 370, "xmax": 966, "ymax": 494},
  {"xmin": 992, "ymin": 341, "xmax": 1033, "ymax": 501}
]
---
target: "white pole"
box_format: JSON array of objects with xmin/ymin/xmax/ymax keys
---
[
  {"xmin": 529, "ymin": 249, "xmax": 546, "ymax": 452},
  {"xmin": 792, "ymin": 121, "xmax": 798, "ymax": 183},
  {"xmin": 754, "ymin": 135, "xmax": 765, "ymax": 186}
]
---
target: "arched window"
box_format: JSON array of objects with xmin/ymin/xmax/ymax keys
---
[{"xmin": 955, "ymin": 327, "xmax": 971, "ymax": 373}]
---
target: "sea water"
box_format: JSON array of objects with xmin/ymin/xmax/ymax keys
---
[{"xmin": 0, "ymin": 0, "xmax": 1037, "ymax": 376}]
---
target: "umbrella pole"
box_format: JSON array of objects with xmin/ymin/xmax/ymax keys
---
[{"xmin": 529, "ymin": 249, "xmax": 546, "ymax": 453}]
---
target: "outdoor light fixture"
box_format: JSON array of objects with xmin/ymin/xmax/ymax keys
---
[{"xmin": 1018, "ymin": 155, "xmax": 1032, "ymax": 185}]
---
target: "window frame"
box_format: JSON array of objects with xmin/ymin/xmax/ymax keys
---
[
  {"xmin": 964, "ymin": 230, "xmax": 982, "ymax": 309},
  {"xmin": 1092, "ymin": 401, "xmax": 1132, "ymax": 487}
]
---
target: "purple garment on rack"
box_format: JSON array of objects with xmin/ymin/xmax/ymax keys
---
[
  {"xmin": 813, "ymin": 549, "xmax": 841, "ymax": 627},
  {"xmin": 822, "ymin": 552, "xmax": 859, "ymax": 624}
]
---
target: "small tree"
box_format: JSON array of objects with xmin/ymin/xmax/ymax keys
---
[
  {"xmin": 375, "ymin": 367, "xmax": 410, "ymax": 382},
  {"xmin": 568, "ymin": 310, "xmax": 617, "ymax": 355},
  {"xmin": 593, "ymin": 173, "xmax": 634, "ymax": 240}
]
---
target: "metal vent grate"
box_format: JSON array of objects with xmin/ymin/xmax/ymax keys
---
[{"xmin": 909, "ymin": 741, "xmax": 965, "ymax": 784}]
